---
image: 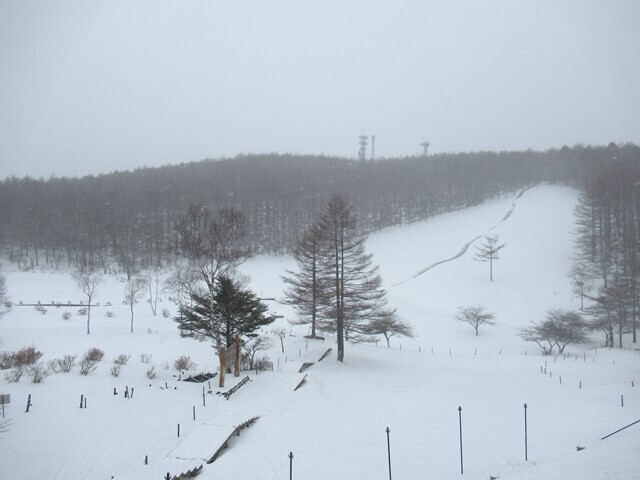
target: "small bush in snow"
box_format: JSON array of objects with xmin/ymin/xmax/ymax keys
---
[
  {"xmin": 77, "ymin": 307, "xmax": 88, "ymax": 316},
  {"xmin": 162, "ymin": 308, "xmax": 170, "ymax": 318},
  {"xmin": 27, "ymin": 363, "xmax": 50, "ymax": 383},
  {"xmin": 253, "ymin": 356, "xmax": 273, "ymax": 372},
  {"xmin": 83, "ymin": 347, "xmax": 104, "ymax": 363},
  {"xmin": 79, "ymin": 358, "xmax": 98, "ymax": 375},
  {"xmin": 113, "ymin": 354, "xmax": 130, "ymax": 366},
  {"xmin": 34, "ymin": 305, "xmax": 47, "ymax": 315},
  {"xmin": 174, "ymin": 355, "xmax": 196, "ymax": 371},
  {"xmin": 13, "ymin": 345, "xmax": 44, "ymax": 366},
  {"xmin": 0, "ymin": 352, "xmax": 14, "ymax": 370},
  {"xmin": 48, "ymin": 355, "xmax": 77, "ymax": 373},
  {"xmin": 162, "ymin": 361, "xmax": 170, "ymax": 370},
  {"xmin": 105, "ymin": 311, "xmax": 115, "ymax": 318},
  {"xmin": 62, "ymin": 311, "xmax": 72, "ymax": 320},
  {"xmin": 146, "ymin": 365, "xmax": 157, "ymax": 379},
  {"xmin": 110, "ymin": 363, "xmax": 123, "ymax": 377},
  {"xmin": 140, "ymin": 353, "xmax": 152, "ymax": 364},
  {"xmin": 4, "ymin": 366, "xmax": 25, "ymax": 382}
]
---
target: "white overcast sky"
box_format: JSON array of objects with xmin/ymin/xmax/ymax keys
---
[{"xmin": 1, "ymin": 1, "xmax": 639, "ymax": 179}]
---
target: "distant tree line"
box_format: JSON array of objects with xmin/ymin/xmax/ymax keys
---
[
  {"xmin": 0, "ymin": 145, "xmax": 635, "ymax": 275},
  {"xmin": 570, "ymin": 142, "xmax": 640, "ymax": 347}
]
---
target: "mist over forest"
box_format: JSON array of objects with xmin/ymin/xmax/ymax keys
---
[{"xmin": 1, "ymin": 143, "xmax": 638, "ymax": 280}]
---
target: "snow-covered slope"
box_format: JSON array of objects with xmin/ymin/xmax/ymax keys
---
[{"xmin": 1, "ymin": 184, "xmax": 638, "ymax": 480}]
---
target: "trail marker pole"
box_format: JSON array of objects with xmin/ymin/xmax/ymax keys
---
[
  {"xmin": 289, "ymin": 451, "xmax": 294, "ymax": 480},
  {"xmin": 26, "ymin": 394, "xmax": 32, "ymax": 413},
  {"xmin": 458, "ymin": 406, "xmax": 464, "ymax": 474},
  {"xmin": 386, "ymin": 427, "xmax": 392, "ymax": 480},
  {"xmin": 524, "ymin": 403, "xmax": 528, "ymax": 461}
]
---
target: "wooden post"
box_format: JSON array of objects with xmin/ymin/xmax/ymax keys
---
[
  {"xmin": 219, "ymin": 346, "xmax": 226, "ymax": 388},
  {"xmin": 26, "ymin": 394, "xmax": 32, "ymax": 413}
]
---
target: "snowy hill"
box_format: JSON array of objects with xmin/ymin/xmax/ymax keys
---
[{"xmin": 1, "ymin": 184, "xmax": 639, "ymax": 480}]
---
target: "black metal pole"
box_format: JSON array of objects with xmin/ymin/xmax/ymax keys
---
[
  {"xmin": 524, "ymin": 403, "xmax": 528, "ymax": 461},
  {"xmin": 289, "ymin": 451, "xmax": 294, "ymax": 480},
  {"xmin": 458, "ymin": 406, "xmax": 464, "ymax": 474},
  {"xmin": 386, "ymin": 427, "xmax": 392, "ymax": 480}
]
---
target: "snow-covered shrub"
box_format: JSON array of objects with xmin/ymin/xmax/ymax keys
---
[
  {"xmin": 162, "ymin": 308, "xmax": 170, "ymax": 318},
  {"xmin": 110, "ymin": 363, "xmax": 123, "ymax": 377},
  {"xmin": 0, "ymin": 352, "xmax": 14, "ymax": 370},
  {"xmin": 253, "ymin": 356, "xmax": 273, "ymax": 372},
  {"xmin": 34, "ymin": 305, "xmax": 47, "ymax": 315},
  {"xmin": 105, "ymin": 311, "xmax": 115, "ymax": 318},
  {"xmin": 13, "ymin": 345, "xmax": 44, "ymax": 366},
  {"xmin": 140, "ymin": 353, "xmax": 152, "ymax": 364},
  {"xmin": 113, "ymin": 354, "xmax": 130, "ymax": 366},
  {"xmin": 4, "ymin": 366, "xmax": 25, "ymax": 382},
  {"xmin": 27, "ymin": 363, "xmax": 50, "ymax": 383},
  {"xmin": 146, "ymin": 365, "xmax": 157, "ymax": 379},
  {"xmin": 61, "ymin": 311, "xmax": 72, "ymax": 320},
  {"xmin": 84, "ymin": 347, "xmax": 104, "ymax": 363},
  {"xmin": 48, "ymin": 355, "xmax": 77, "ymax": 373},
  {"xmin": 174, "ymin": 355, "xmax": 196, "ymax": 371},
  {"xmin": 79, "ymin": 358, "xmax": 98, "ymax": 375},
  {"xmin": 77, "ymin": 308, "xmax": 88, "ymax": 316}
]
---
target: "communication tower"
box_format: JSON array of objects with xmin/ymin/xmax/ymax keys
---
[
  {"xmin": 421, "ymin": 141, "xmax": 430, "ymax": 156},
  {"xmin": 358, "ymin": 135, "xmax": 368, "ymax": 161}
]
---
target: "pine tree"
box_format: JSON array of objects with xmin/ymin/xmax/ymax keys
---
[{"xmin": 176, "ymin": 275, "xmax": 274, "ymax": 348}]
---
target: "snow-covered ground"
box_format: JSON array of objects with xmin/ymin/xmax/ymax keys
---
[{"xmin": 1, "ymin": 183, "xmax": 638, "ymax": 480}]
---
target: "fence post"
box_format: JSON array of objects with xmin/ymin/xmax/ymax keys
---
[
  {"xmin": 386, "ymin": 427, "xmax": 392, "ymax": 480},
  {"xmin": 524, "ymin": 403, "xmax": 528, "ymax": 461},
  {"xmin": 458, "ymin": 406, "xmax": 464, "ymax": 474},
  {"xmin": 289, "ymin": 451, "xmax": 294, "ymax": 480}
]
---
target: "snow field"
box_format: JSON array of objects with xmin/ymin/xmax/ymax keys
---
[{"xmin": 1, "ymin": 183, "xmax": 639, "ymax": 479}]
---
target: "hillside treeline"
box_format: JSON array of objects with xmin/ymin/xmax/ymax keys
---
[
  {"xmin": 0, "ymin": 145, "xmax": 635, "ymax": 274},
  {"xmin": 571, "ymin": 143, "xmax": 640, "ymax": 346}
]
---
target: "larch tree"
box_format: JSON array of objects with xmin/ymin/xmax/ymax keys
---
[
  {"xmin": 474, "ymin": 235, "xmax": 505, "ymax": 281},
  {"xmin": 315, "ymin": 194, "xmax": 397, "ymax": 362},
  {"xmin": 282, "ymin": 223, "xmax": 329, "ymax": 339}
]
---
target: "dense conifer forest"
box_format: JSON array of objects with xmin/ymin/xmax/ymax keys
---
[{"xmin": 0, "ymin": 144, "xmax": 638, "ymax": 278}]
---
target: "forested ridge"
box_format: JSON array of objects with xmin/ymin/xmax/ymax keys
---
[{"xmin": 0, "ymin": 144, "xmax": 638, "ymax": 275}]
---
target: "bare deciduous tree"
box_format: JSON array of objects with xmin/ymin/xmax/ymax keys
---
[
  {"xmin": 242, "ymin": 335, "xmax": 273, "ymax": 371},
  {"xmin": 124, "ymin": 276, "xmax": 146, "ymax": 333},
  {"xmin": 0, "ymin": 268, "xmax": 9, "ymax": 318},
  {"xmin": 367, "ymin": 312, "xmax": 415, "ymax": 347},
  {"xmin": 455, "ymin": 306, "xmax": 496, "ymax": 335},
  {"xmin": 72, "ymin": 267, "xmax": 104, "ymax": 334},
  {"xmin": 519, "ymin": 309, "xmax": 588, "ymax": 354}
]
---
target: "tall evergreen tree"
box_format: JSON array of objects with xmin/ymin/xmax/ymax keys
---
[
  {"xmin": 282, "ymin": 223, "xmax": 328, "ymax": 338},
  {"xmin": 176, "ymin": 275, "xmax": 274, "ymax": 349},
  {"xmin": 315, "ymin": 194, "xmax": 396, "ymax": 362}
]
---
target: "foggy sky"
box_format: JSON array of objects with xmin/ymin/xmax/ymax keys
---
[{"xmin": 1, "ymin": 1, "xmax": 639, "ymax": 179}]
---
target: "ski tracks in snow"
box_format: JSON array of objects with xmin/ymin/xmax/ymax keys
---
[{"xmin": 395, "ymin": 185, "xmax": 536, "ymax": 286}]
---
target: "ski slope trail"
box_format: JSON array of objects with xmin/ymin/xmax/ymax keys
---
[{"xmin": 395, "ymin": 184, "xmax": 536, "ymax": 286}]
